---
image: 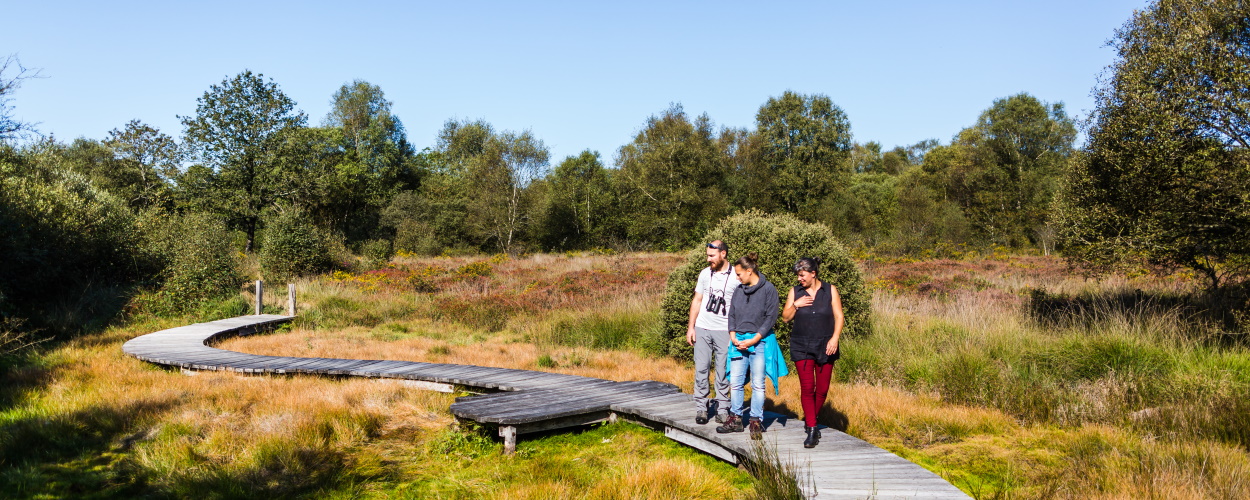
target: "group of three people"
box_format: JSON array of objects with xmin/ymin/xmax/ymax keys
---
[{"xmin": 686, "ymin": 240, "xmax": 844, "ymax": 448}]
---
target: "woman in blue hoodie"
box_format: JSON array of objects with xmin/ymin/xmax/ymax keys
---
[{"xmin": 715, "ymin": 252, "xmax": 786, "ymax": 440}]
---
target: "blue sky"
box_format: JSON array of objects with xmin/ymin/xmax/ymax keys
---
[{"xmin": 3, "ymin": 0, "xmax": 1148, "ymax": 164}]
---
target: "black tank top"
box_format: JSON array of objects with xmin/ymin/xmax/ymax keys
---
[{"xmin": 791, "ymin": 281, "xmax": 839, "ymax": 363}]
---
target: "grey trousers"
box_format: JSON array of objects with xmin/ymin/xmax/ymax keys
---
[{"xmin": 692, "ymin": 326, "xmax": 731, "ymax": 414}]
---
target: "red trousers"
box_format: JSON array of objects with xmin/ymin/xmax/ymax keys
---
[{"xmin": 794, "ymin": 359, "xmax": 834, "ymax": 427}]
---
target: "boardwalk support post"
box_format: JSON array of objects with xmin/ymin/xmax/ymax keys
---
[
  {"xmin": 500, "ymin": 425, "xmax": 517, "ymax": 455},
  {"xmin": 254, "ymin": 280, "xmax": 263, "ymax": 315},
  {"xmin": 287, "ymin": 283, "xmax": 296, "ymax": 316}
]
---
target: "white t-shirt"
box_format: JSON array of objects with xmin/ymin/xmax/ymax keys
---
[{"xmin": 694, "ymin": 264, "xmax": 741, "ymax": 331}]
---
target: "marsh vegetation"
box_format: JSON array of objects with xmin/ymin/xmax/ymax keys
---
[{"xmin": 5, "ymin": 251, "xmax": 1245, "ymax": 498}]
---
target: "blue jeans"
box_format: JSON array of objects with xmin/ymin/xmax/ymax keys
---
[{"xmin": 729, "ymin": 335, "xmax": 767, "ymax": 420}]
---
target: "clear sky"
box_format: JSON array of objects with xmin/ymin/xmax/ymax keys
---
[{"xmin": 3, "ymin": 0, "xmax": 1149, "ymax": 164}]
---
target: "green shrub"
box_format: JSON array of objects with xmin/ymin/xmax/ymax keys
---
[
  {"xmin": 456, "ymin": 261, "xmax": 493, "ymax": 278},
  {"xmin": 0, "ymin": 154, "xmax": 144, "ymax": 333},
  {"xmin": 657, "ymin": 210, "xmax": 871, "ymax": 359},
  {"xmin": 138, "ymin": 211, "xmax": 243, "ymax": 312},
  {"xmin": 259, "ymin": 209, "xmax": 333, "ymax": 283},
  {"xmin": 359, "ymin": 239, "xmax": 393, "ymax": 267},
  {"xmin": 535, "ymin": 354, "xmax": 557, "ymax": 368},
  {"xmin": 394, "ymin": 219, "xmax": 443, "ymax": 255}
]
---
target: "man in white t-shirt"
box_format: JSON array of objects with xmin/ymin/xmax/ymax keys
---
[{"xmin": 686, "ymin": 239, "xmax": 741, "ymax": 424}]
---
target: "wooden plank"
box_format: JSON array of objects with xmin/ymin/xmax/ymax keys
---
[
  {"xmin": 454, "ymin": 396, "xmax": 614, "ymax": 423},
  {"xmin": 664, "ymin": 426, "xmax": 738, "ymax": 464},
  {"xmin": 631, "ymin": 401, "xmax": 701, "ymax": 418},
  {"xmin": 512, "ymin": 411, "xmax": 612, "ymax": 435},
  {"xmin": 263, "ymin": 357, "xmax": 328, "ymax": 371},
  {"xmin": 348, "ymin": 361, "xmax": 413, "ymax": 376},
  {"xmin": 485, "ymin": 401, "xmax": 614, "ymax": 423},
  {"xmin": 612, "ymin": 393, "xmax": 693, "ymax": 408},
  {"xmin": 361, "ymin": 361, "xmax": 418, "ymax": 374}
]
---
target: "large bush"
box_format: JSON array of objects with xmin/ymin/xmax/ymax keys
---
[
  {"xmin": 657, "ymin": 210, "xmax": 870, "ymax": 359},
  {"xmin": 260, "ymin": 209, "xmax": 333, "ymax": 283},
  {"xmin": 138, "ymin": 211, "xmax": 242, "ymax": 311},
  {"xmin": 0, "ymin": 151, "xmax": 142, "ymax": 331}
]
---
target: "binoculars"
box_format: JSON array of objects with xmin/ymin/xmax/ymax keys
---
[{"xmin": 705, "ymin": 293, "xmax": 726, "ymax": 315}]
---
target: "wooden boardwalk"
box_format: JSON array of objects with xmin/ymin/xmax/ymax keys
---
[{"xmin": 123, "ymin": 314, "xmax": 970, "ymax": 499}]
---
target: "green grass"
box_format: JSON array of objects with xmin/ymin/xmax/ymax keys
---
[
  {"xmin": 9, "ymin": 253, "xmax": 1250, "ymax": 498},
  {"xmin": 528, "ymin": 306, "xmax": 666, "ymax": 356}
]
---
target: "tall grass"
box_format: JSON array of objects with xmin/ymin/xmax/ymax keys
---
[
  {"xmin": 219, "ymin": 253, "xmax": 1250, "ymax": 498},
  {"xmin": 8, "ymin": 252, "xmax": 1250, "ymax": 498},
  {"xmin": 0, "ymin": 253, "xmax": 752, "ymax": 499},
  {"xmin": 850, "ymin": 287, "xmax": 1250, "ymax": 446},
  {"xmin": 834, "ymin": 256, "xmax": 1250, "ymax": 497},
  {"xmin": 0, "ymin": 326, "xmax": 750, "ymax": 498},
  {"xmin": 741, "ymin": 440, "xmax": 810, "ymax": 500}
]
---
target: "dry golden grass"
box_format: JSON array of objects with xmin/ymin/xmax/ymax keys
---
[
  {"xmin": 213, "ymin": 252, "xmax": 1250, "ymax": 499},
  {"xmin": 8, "ymin": 252, "xmax": 1250, "ymax": 498},
  {"xmin": 0, "ymin": 284, "xmax": 747, "ymax": 497}
]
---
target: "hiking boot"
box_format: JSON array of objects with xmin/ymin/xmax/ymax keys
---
[
  {"xmin": 715, "ymin": 414, "xmax": 743, "ymax": 433},
  {"xmin": 714, "ymin": 412, "xmax": 726, "ymax": 424},
  {"xmin": 695, "ymin": 409, "xmax": 708, "ymax": 425},
  {"xmin": 804, "ymin": 426, "xmax": 821, "ymax": 448},
  {"xmin": 748, "ymin": 418, "xmax": 763, "ymax": 440}
]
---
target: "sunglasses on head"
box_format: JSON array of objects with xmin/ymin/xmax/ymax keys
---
[{"xmin": 706, "ymin": 242, "xmax": 726, "ymax": 251}]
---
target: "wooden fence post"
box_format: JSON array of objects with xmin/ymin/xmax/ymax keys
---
[
  {"xmin": 287, "ymin": 283, "xmax": 296, "ymax": 316},
  {"xmin": 500, "ymin": 425, "xmax": 517, "ymax": 455},
  {"xmin": 255, "ymin": 280, "xmax": 263, "ymax": 315}
]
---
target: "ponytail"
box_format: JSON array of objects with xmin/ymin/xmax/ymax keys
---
[{"xmin": 734, "ymin": 252, "xmax": 760, "ymax": 271}]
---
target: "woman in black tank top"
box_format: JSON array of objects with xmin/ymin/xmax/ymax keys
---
[
  {"xmin": 790, "ymin": 280, "xmax": 838, "ymax": 363},
  {"xmin": 781, "ymin": 257, "xmax": 844, "ymax": 448}
]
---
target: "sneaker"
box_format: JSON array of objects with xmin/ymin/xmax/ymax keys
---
[
  {"xmin": 748, "ymin": 418, "xmax": 763, "ymax": 440},
  {"xmin": 695, "ymin": 409, "xmax": 708, "ymax": 425},
  {"xmin": 715, "ymin": 414, "xmax": 743, "ymax": 433}
]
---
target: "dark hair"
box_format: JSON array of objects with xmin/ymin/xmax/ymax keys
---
[
  {"xmin": 793, "ymin": 256, "xmax": 821, "ymax": 274},
  {"xmin": 734, "ymin": 252, "xmax": 760, "ymax": 271}
]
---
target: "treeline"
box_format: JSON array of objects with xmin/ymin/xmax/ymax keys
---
[
  {"xmin": 0, "ymin": 66, "xmax": 1078, "ymax": 336},
  {"xmin": 415, "ymin": 91, "xmax": 1075, "ymax": 255},
  {"xmin": 4, "ymin": 70, "xmax": 1079, "ymax": 260}
]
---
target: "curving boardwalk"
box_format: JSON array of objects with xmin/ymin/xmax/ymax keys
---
[{"xmin": 123, "ymin": 314, "xmax": 970, "ymax": 499}]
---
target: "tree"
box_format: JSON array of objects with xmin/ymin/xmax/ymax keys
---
[
  {"xmin": 382, "ymin": 120, "xmax": 492, "ymax": 253},
  {"xmin": 752, "ymin": 91, "xmax": 854, "ymax": 217},
  {"xmin": 0, "ymin": 54, "xmax": 40, "ymax": 141},
  {"xmin": 615, "ymin": 104, "xmax": 731, "ymax": 250},
  {"xmin": 104, "ymin": 120, "xmax": 181, "ymax": 209},
  {"xmin": 538, "ymin": 150, "xmax": 617, "ymax": 250},
  {"xmin": 383, "ymin": 120, "xmax": 548, "ymax": 254},
  {"xmin": 467, "ymin": 129, "xmax": 549, "ymax": 253},
  {"xmin": 320, "ymin": 81, "xmax": 418, "ymax": 240},
  {"xmin": 180, "ymin": 70, "xmax": 307, "ymax": 252},
  {"xmin": 927, "ymin": 94, "xmax": 1075, "ymax": 246},
  {"xmin": 1057, "ymin": 0, "xmax": 1250, "ymax": 290}
]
